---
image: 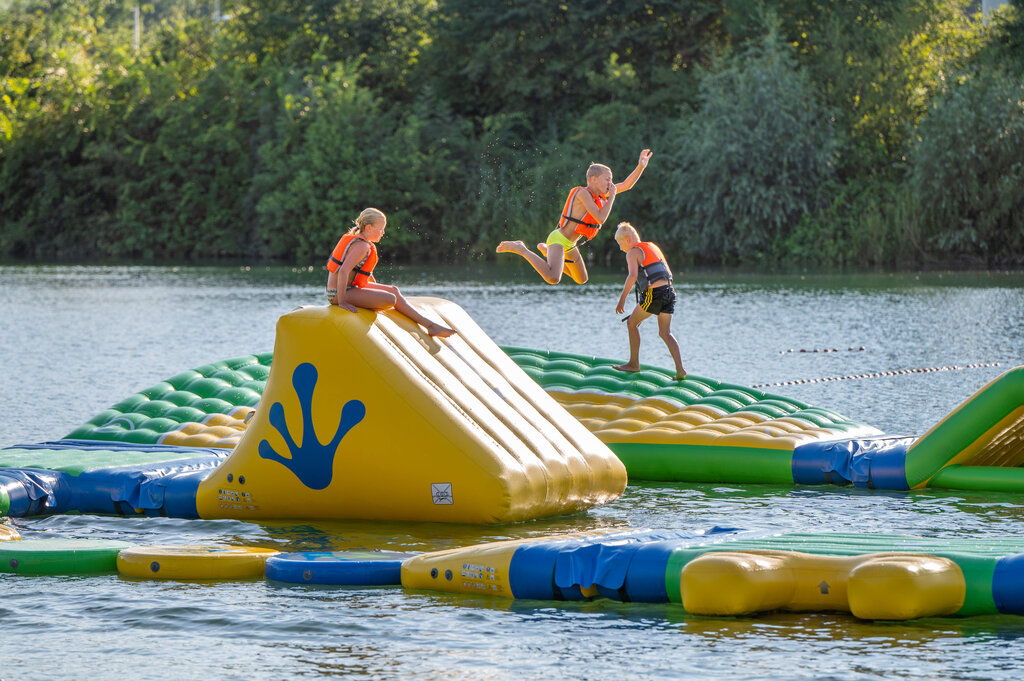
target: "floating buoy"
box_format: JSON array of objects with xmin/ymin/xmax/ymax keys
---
[{"xmin": 782, "ymin": 346, "xmax": 867, "ymax": 355}]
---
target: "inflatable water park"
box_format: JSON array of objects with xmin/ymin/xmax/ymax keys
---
[{"xmin": 3, "ymin": 298, "xmax": 1024, "ymax": 621}]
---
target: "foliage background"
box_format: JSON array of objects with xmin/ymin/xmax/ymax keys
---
[{"xmin": 2, "ymin": 0, "xmax": 1022, "ymax": 267}]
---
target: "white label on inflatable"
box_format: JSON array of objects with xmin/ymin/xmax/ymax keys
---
[{"xmin": 431, "ymin": 483, "xmax": 454, "ymax": 505}]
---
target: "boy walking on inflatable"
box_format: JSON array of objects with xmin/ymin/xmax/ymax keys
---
[
  {"xmin": 496, "ymin": 149, "xmax": 653, "ymax": 285},
  {"xmin": 612, "ymin": 222, "xmax": 686, "ymax": 381}
]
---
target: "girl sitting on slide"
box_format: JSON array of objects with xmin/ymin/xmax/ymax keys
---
[{"xmin": 326, "ymin": 207, "xmax": 456, "ymax": 338}]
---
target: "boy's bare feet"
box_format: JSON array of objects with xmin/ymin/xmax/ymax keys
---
[
  {"xmin": 613, "ymin": 363, "xmax": 641, "ymax": 373},
  {"xmin": 496, "ymin": 240, "xmax": 526, "ymax": 255},
  {"xmin": 425, "ymin": 322, "xmax": 456, "ymax": 338},
  {"xmin": 674, "ymin": 370, "xmax": 687, "ymax": 381}
]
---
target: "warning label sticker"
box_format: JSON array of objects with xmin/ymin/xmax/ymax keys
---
[{"xmin": 431, "ymin": 483, "xmax": 454, "ymax": 505}]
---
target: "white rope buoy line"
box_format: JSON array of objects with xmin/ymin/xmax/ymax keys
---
[{"xmin": 752, "ymin": 362, "xmax": 1003, "ymax": 389}]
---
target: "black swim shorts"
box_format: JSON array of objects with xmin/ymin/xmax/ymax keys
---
[{"xmin": 640, "ymin": 285, "xmax": 676, "ymax": 315}]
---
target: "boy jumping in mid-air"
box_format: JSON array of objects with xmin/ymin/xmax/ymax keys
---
[
  {"xmin": 612, "ymin": 221, "xmax": 686, "ymax": 380},
  {"xmin": 496, "ymin": 149, "xmax": 652, "ymax": 285}
]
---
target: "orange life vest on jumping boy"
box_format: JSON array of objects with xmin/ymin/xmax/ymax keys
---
[
  {"xmin": 326, "ymin": 234, "xmax": 378, "ymax": 288},
  {"xmin": 634, "ymin": 241, "xmax": 672, "ymax": 298},
  {"xmin": 558, "ymin": 186, "xmax": 607, "ymax": 240}
]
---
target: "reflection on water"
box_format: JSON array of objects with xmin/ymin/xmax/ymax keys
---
[{"xmin": 2, "ymin": 265, "xmax": 1024, "ymax": 680}]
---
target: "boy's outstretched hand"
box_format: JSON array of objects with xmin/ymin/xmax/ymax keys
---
[{"xmin": 638, "ymin": 149, "xmax": 653, "ymax": 167}]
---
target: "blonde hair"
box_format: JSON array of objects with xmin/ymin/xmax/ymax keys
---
[
  {"xmin": 348, "ymin": 207, "xmax": 386, "ymax": 235},
  {"xmin": 586, "ymin": 163, "xmax": 611, "ymax": 180},
  {"xmin": 615, "ymin": 221, "xmax": 640, "ymax": 243}
]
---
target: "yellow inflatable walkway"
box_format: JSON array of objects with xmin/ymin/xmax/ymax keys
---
[{"xmin": 193, "ymin": 299, "xmax": 626, "ymax": 524}]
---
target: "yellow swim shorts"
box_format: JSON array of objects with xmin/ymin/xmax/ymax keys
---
[{"xmin": 545, "ymin": 229, "xmax": 578, "ymax": 251}]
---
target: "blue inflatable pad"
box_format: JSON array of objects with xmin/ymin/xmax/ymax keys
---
[
  {"xmin": 0, "ymin": 441, "xmax": 226, "ymax": 518},
  {"xmin": 68, "ymin": 456, "xmax": 221, "ymax": 518},
  {"xmin": 0, "ymin": 469, "xmax": 67, "ymax": 517},
  {"xmin": 265, "ymin": 551, "xmax": 415, "ymax": 585},
  {"xmin": 993, "ymin": 552, "xmax": 1024, "ymax": 614},
  {"xmin": 792, "ymin": 436, "xmax": 915, "ymax": 489},
  {"xmin": 6, "ymin": 440, "xmax": 231, "ymax": 455},
  {"xmin": 509, "ymin": 527, "xmax": 743, "ymax": 601}
]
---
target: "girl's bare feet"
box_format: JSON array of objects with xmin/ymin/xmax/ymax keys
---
[
  {"xmin": 613, "ymin": 363, "xmax": 640, "ymax": 373},
  {"xmin": 425, "ymin": 321, "xmax": 456, "ymax": 338},
  {"xmin": 674, "ymin": 370, "xmax": 687, "ymax": 381}
]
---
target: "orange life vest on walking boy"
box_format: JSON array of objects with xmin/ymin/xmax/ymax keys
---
[{"xmin": 634, "ymin": 241, "xmax": 672, "ymax": 299}]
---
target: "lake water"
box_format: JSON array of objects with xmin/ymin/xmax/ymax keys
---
[{"xmin": 2, "ymin": 263, "xmax": 1024, "ymax": 680}]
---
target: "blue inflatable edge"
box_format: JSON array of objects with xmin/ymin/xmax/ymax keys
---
[
  {"xmin": 508, "ymin": 527, "xmax": 744, "ymax": 602},
  {"xmin": 993, "ymin": 553, "xmax": 1024, "ymax": 614},
  {"xmin": 265, "ymin": 553, "xmax": 412, "ymax": 586},
  {"xmin": 0, "ymin": 458, "xmax": 222, "ymax": 518},
  {"xmin": 3, "ymin": 439, "xmax": 230, "ymax": 455},
  {"xmin": 0, "ymin": 440, "xmax": 230, "ymax": 518},
  {"xmin": 792, "ymin": 436, "xmax": 915, "ymax": 489}
]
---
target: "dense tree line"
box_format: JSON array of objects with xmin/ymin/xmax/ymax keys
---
[{"xmin": 1, "ymin": 0, "xmax": 1022, "ymax": 267}]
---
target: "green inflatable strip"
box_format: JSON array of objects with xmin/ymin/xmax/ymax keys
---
[
  {"xmin": 0, "ymin": 539, "xmax": 135, "ymax": 575},
  {"xmin": 906, "ymin": 367, "xmax": 1024, "ymax": 487},
  {"xmin": 0, "ymin": 447, "xmax": 217, "ymax": 476},
  {"xmin": 662, "ymin": 532, "xmax": 1024, "ymax": 615},
  {"xmin": 928, "ymin": 465, "xmax": 1024, "ymax": 492},
  {"xmin": 0, "ymin": 487, "xmax": 8, "ymax": 516},
  {"xmin": 610, "ymin": 443, "xmax": 794, "ymax": 483}
]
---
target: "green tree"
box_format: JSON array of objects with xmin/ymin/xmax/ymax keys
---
[
  {"xmin": 223, "ymin": 0, "xmax": 435, "ymax": 104},
  {"xmin": 715, "ymin": 1, "xmax": 985, "ymax": 176},
  {"xmin": 0, "ymin": 0, "xmax": 139, "ymax": 256},
  {"xmin": 250, "ymin": 59, "xmax": 457, "ymax": 262},
  {"xmin": 426, "ymin": 0, "xmax": 721, "ymax": 127},
  {"xmin": 907, "ymin": 68, "xmax": 1024, "ymax": 265},
  {"xmin": 973, "ymin": 0, "xmax": 1024, "ymax": 76},
  {"xmin": 654, "ymin": 24, "xmax": 837, "ymax": 261}
]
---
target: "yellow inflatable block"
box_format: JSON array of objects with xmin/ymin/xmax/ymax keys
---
[
  {"xmin": 160, "ymin": 407, "xmax": 253, "ymax": 449},
  {"xmin": 847, "ymin": 554, "xmax": 965, "ymax": 620},
  {"xmin": 402, "ymin": 537, "xmax": 522, "ymax": 597},
  {"xmin": 117, "ymin": 545, "xmax": 278, "ymax": 580},
  {"xmin": 681, "ymin": 550, "xmax": 964, "ymax": 620},
  {"xmin": 401, "ymin": 529, "xmax": 626, "ymax": 597},
  {"xmin": 195, "ymin": 299, "xmax": 626, "ymax": 524},
  {"xmin": 548, "ymin": 390, "xmax": 882, "ymax": 451}
]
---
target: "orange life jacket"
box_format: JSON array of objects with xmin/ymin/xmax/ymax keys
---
[
  {"xmin": 326, "ymin": 234, "xmax": 377, "ymax": 288},
  {"xmin": 634, "ymin": 241, "xmax": 672, "ymax": 295},
  {"xmin": 558, "ymin": 186, "xmax": 606, "ymax": 240}
]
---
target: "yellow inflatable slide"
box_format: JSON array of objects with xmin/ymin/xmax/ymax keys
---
[{"xmin": 193, "ymin": 299, "xmax": 626, "ymax": 524}]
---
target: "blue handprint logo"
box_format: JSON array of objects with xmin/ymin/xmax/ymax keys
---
[{"xmin": 258, "ymin": 362, "xmax": 366, "ymax": 490}]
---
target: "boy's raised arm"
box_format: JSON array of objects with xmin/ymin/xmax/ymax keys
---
[{"xmin": 615, "ymin": 149, "xmax": 653, "ymax": 193}]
